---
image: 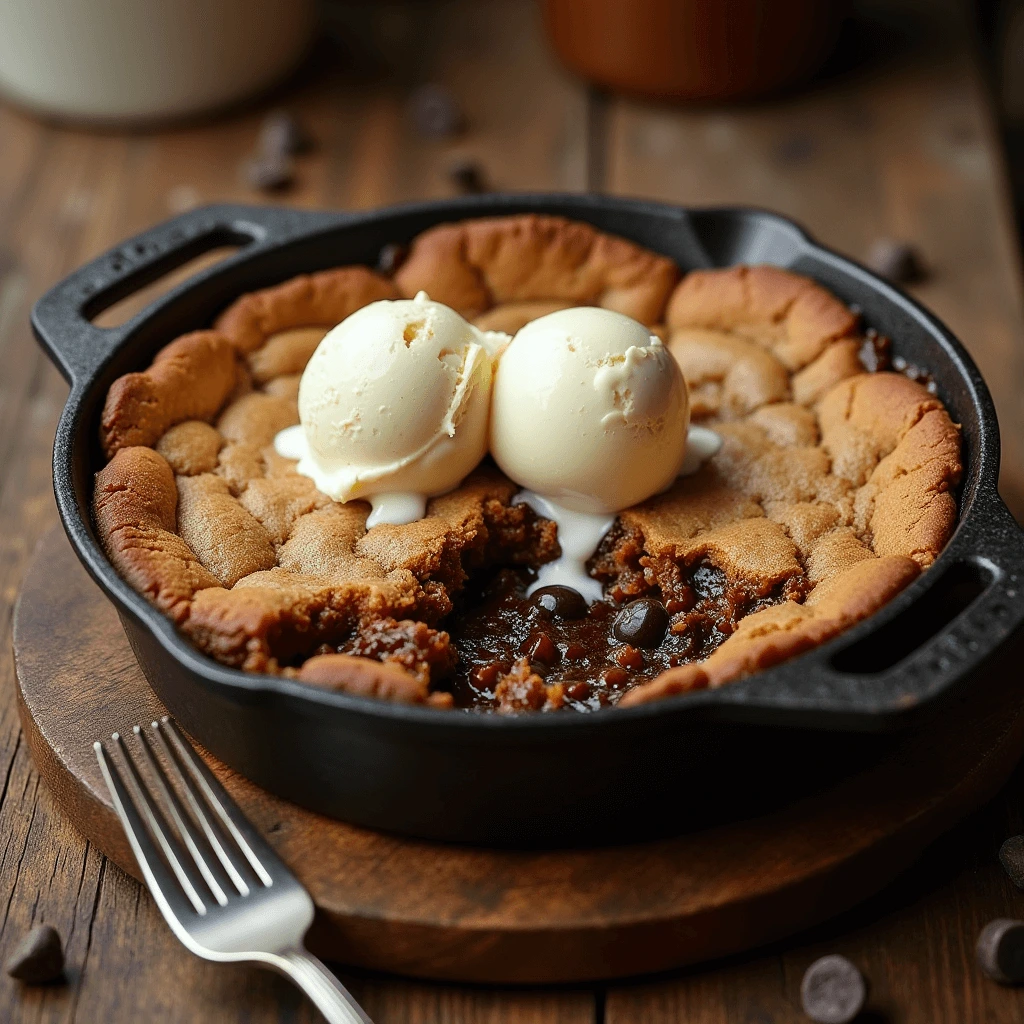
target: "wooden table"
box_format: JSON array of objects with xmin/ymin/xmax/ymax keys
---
[{"xmin": 3, "ymin": 0, "xmax": 1024, "ymax": 1020}]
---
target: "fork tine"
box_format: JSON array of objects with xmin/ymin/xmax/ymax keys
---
[
  {"xmin": 95, "ymin": 737, "xmax": 206, "ymax": 917},
  {"xmin": 147, "ymin": 721, "xmax": 250, "ymax": 897},
  {"xmin": 157, "ymin": 717, "xmax": 274, "ymax": 887},
  {"xmin": 132, "ymin": 725, "xmax": 230, "ymax": 907}
]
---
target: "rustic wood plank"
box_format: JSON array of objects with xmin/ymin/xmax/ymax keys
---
[
  {"xmin": 606, "ymin": 780, "xmax": 1024, "ymax": 1024},
  {"xmin": 602, "ymin": 0, "xmax": 1024, "ymax": 519},
  {"xmin": 83, "ymin": 0, "xmax": 587, "ymax": 238}
]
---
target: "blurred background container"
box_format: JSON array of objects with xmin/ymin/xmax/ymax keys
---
[
  {"xmin": 0, "ymin": 0, "xmax": 316, "ymax": 124},
  {"xmin": 543, "ymin": 0, "xmax": 847, "ymax": 101}
]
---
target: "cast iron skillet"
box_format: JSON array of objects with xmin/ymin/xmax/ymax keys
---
[{"xmin": 33, "ymin": 195, "xmax": 1024, "ymax": 844}]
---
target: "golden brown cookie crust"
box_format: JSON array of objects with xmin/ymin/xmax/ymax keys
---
[
  {"xmin": 100, "ymin": 331, "xmax": 238, "ymax": 459},
  {"xmin": 215, "ymin": 267, "xmax": 398, "ymax": 353},
  {"xmin": 394, "ymin": 214, "xmax": 680, "ymax": 324},
  {"xmin": 91, "ymin": 221, "xmax": 962, "ymax": 710}
]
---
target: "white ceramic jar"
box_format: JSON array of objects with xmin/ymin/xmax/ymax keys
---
[{"xmin": 0, "ymin": 0, "xmax": 317, "ymax": 123}]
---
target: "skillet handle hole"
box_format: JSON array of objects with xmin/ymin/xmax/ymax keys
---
[
  {"xmin": 829, "ymin": 560, "xmax": 994, "ymax": 674},
  {"xmin": 85, "ymin": 227, "xmax": 253, "ymax": 328}
]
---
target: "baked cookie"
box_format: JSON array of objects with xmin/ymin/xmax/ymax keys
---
[{"xmin": 93, "ymin": 215, "xmax": 962, "ymax": 712}]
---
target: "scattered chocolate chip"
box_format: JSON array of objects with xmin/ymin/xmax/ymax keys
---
[
  {"xmin": 999, "ymin": 836, "xmax": 1024, "ymax": 889},
  {"xmin": 448, "ymin": 157, "xmax": 486, "ymax": 194},
  {"xmin": 533, "ymin": 585, "xmax": 588, "ymax": 620},
  {"xmin": 259, "ymin": 108, "xmax": 312, "ymax": 157},
  {"xmin": 866, "ymin": 237, "xmax": 927, "ymax": 285},
  {"xmin": 612, "ymin": 598, "xmax": 669, "ymax": 648},
  {"xmin": 858, "ymin": 328, "xmax": 891, "ymax": 373},
  {"xmin": 377, "ymin": 242, "xmax": 409, "ymax": 276},
  {"xmin": 776, "ymin": 131, "xmax": 816, "ymax": 164},
  {"xmin": 408, "ymin": 83, "xmax": 464, "ymax": 139},
  {"xmin": 242, "ymin": 154, "xmax": 294, "ymax": 192},
  {"xmin": 978, "ymin": 919, "xmax": 1024, "ymax": 983},
  {"xmin": 5, "ymin": 924, "xmax": 64, "ymax": 984},
  {"xmin": 800, "ymin": 955, "xmax": 867, "ymax": 1023}
]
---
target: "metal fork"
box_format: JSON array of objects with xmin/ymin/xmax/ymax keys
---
[{"xmin": 94, "ymin": 717, "xmax": 373, "ymax": 1024}]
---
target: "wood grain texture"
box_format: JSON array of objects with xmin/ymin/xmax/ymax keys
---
[
  {"xmin": 604, "ymin": 789, "xmax": 1024, "ymax": 1023},
  {"xmin": 12, "ymin": 526, "xmax": 1024, "ymax": 992},
  {"xmin": 0, "ymin": 0, "xmax": 1023, "ymax": 1019}
]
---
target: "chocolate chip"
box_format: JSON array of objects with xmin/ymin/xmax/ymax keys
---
[
  {"xmin": 377, "ymin": 242, "xmax": 408, "ymax": 276},
  {"xmin": 800, "ymin": 955, "xmax": 867, "ymax": 1023},
  {"xmin": 999, "ymin": 836, "xmax": 1024, "ymax": 889},
  {"xmin": 612, "ymin": 598, "xmax": 669, "ymax": 648},
  {"xmin": 5, "ymin": 924, "xmax": 64, "ymax": 984},
  {"xmin": 775, "ymin": 131, "xmax": 816, "ymax": 164},
  {"xmin": 448, "ymin": 157, "xmax": 486, "ymax": 194},
  {"xmin": 866, "ymin": 237, "xmax": 927, "ymax": 285},
  {"xmin": 259, "ymin": 108, "xmax": 312, "ymax": 157},
  {"xmin": 408, "ymin": 83, "xmax": 464, "ymax": 139},
  {"xmin": 978, "ymin": 919, "xmax": 1024, "ymax": 983},
  {"xmin": 242, "ymin": 155, "xmax": 294, "ymax": 192},
  {"xmin": 533, "ymin": 585, "xmax": 588, "ymax": 620}
]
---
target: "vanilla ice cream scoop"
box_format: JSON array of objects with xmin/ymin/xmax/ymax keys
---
[
  {"xmin": 275, "ymin": 292, "xmax": 505, "ymax": 526},
  {"xmin": 491, "ymin": 306, "xmax": 718, "ymax": 602},
  {"xmin": 491, "ymin": 306, "xmax": 690, "ymax": 515}
]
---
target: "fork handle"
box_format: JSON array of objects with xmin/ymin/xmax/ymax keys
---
[{"xmin": 275, "ymin": 948, "xmax": 374, "ymax": 1024}]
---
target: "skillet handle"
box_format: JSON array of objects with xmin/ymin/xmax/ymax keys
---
[
  {"xmin": 31, "ymin": 204, "xmax": 336, "ymax": 387},
  {"xmin": 816, "ymin": 484, "xmax": 1024, "ymax": 717}
]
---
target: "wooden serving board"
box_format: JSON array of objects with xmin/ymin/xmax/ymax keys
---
[{"xmin": 13, "ymin": 526, "xmax": 1024, "ymax": 985}]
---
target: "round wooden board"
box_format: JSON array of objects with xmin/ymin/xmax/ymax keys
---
[{"xmin": 13, "ymin": 526, "xmax": 1024, "ymax": 985}]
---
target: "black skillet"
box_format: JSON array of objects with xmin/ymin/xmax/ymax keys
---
[{"xmin": 32, "ymin": 195, "xmax": 1024, "ymax": 844}]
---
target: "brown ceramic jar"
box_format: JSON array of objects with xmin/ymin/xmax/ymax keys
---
[{"xmin": 543, "ymin": 0, "xmax": 846, "ymax": 102}]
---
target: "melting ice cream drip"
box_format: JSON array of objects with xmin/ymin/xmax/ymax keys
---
[
  {"xmin": 516, "ymin": 425, "xmax": 722, "ymax": 603},
  {"xmin": 273, "ymin": 423, "xmax": 305, "ymax": 460},
  {"xmin": 679, "ymin": 425, "xmax": 722, "ymax": 473},
  {"xmin": 365, "ymin": 493, "xmax": 426, "ymax": 528},
  {"xmin": 274, "ymin": 426, "xmax": 429, "ymax": 527},
  {"xmin": 513, "ymin": 491, "xmax": 614, "ymax": 605}
]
